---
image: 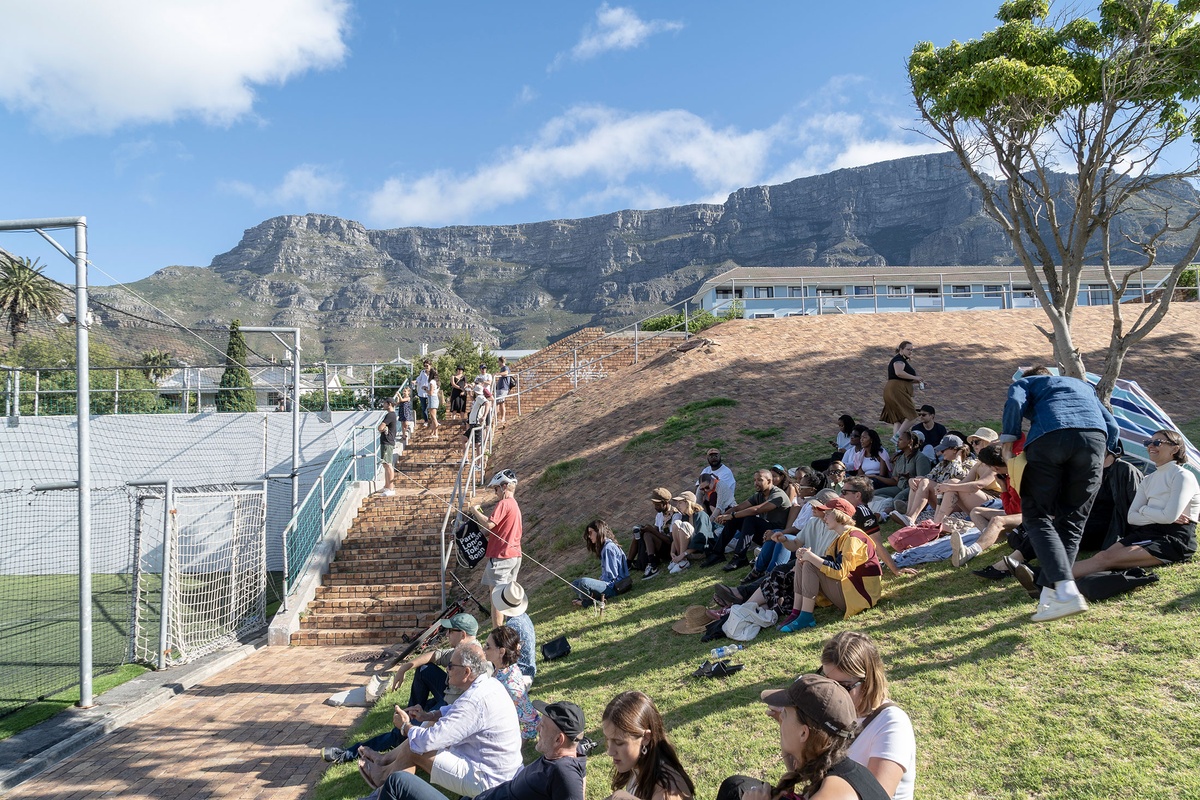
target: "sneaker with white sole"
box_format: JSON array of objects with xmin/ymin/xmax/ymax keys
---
[
  {"xmin": 643, "ymin": 565, "xmax": 661, "ymax": 580},
  {"xmin": 381, "ymin": 489, "xmax": 395, "ymax": 497},
  {"xmin": 949, "ymin": 529, "xmax": 966, "ymax": 566},
  {"xmin": 1030, "ymin": 593, "xmax": 1088, "ymax": 622},
  {"xmin": 322, "ymin": 747, "xmax": 352, "ymax": 764},
  {"xmin": 889, "ymin": 510, "xmax": 913, "ymax": 527},
  {"xmin": 676, "ymin": 559, "xmax": 691, "ymax": 572},
  {"xmin": 667, "ymin": 562, "xmax": 682, "ymax": 574}
]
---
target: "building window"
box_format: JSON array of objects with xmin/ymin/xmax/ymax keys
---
[
  {"xmin": 788, "ymin": 286, "xmax": 805, "ymax": 298},
  {"xmin": 753, "ymin": 312, "xmax": 776, "ymax": 319},
  {"xmin": 854, "ymin": 285, "xmax": 873, "ymax": 296},
  {"xmin": 817, "ymin": 287, "xmax": 843, "ymax": 296},
  {"xmin": 1014, "ymin": 286, "xmax": 1034, "ymax": 298},
  {"xmin": 914, "ymin": 287, "xmax": 940, "ymax": 297},
  {"xmin": 1088, "ymin": 284, "xmax": 1112, "ymax": 305},
  {"xmin": 984, "ymin": 284, "xmax": 1003, "ymax": 298},
  {"xmin": 755, "ymin": 287, "xmax": 774, "ymax": 299},
  {"xmin": 951, "ymin": 285, "xmax": 971, "ymax": 298},
  {"xmin": 887, "ymin": 285, "xmax": 907, "ymax": 296},
  {"xmin": 715, "ymin": 287, "xmax": 744, "ymax": 300}
]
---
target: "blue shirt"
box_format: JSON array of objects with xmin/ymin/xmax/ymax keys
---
[
  {"xmin": 599, "ymin": 538, "xmax": 630, "ymax": 588},
  {"xmin": 1001, "ymin": 375, "xmax": 1119, "ymax": 451},
  {"xmin": 505, "ymin": 612, "xmax": 537, "ymax": 681}
]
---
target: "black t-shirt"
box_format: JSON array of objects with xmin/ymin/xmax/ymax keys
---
[
  {"xmin": 750, "ymin": 487, "xmax": 793, "ymax": 529},
  {"xmin": 918, "ymin": 421, "xmax": 947, "ymax": 450},
  {"xmin": 854, "ymin": 504, "xmax": 881, "ymax": 536},
  {"xmin": 825, "ymin": 757, "xmax": 891, "ymax": 800},
  {"xmin": 887, "ymin": 354, "xmax": 914, "ymax": 381},
  {"xmin": 380, "ymin": 410, "xmax": 397, "ymax": 446},
  {"xmin": 474, "ymin": 755, "xmax": 586, "ymax": 800}
]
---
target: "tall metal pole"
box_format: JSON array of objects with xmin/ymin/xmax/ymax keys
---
[
  {"xmin": 158, "ymin": 479, "xmax": 174, "ymax": 670},
  {"xmin": 74, "ymin": 220, "xmax": 93, "ymax": 707},
  {"xmin": 291, "ymin": 339, "xmax": 300, "ymax": 513}
]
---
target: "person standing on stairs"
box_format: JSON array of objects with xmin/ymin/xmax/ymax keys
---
[
  {"xmin": 471, "ymin": 469, "xmax": 524, "ymax": 628},
  {"xmin": 378, "ymin": 397, "xmax": 398, "ymax": 497},
  {"xmin": 416, "ymin": 359, "xmax": 431, "ymax": 425}
]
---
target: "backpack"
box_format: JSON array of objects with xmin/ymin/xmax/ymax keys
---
[{"xmin": 454, "ymin": 519, "xmax": 487, "ymax": 569}]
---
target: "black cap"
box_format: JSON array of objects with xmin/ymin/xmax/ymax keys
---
[{"xmin": 532, "ymin": 699, "xmax": 586, "ymax": 740}]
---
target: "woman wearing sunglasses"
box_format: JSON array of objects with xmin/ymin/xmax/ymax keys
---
[
  {"xmin": 818, "ymin": 632, "xmax": 915, "ymax": 800},
  {"xmin": 1071, "ymin": 429, "xmax": 1199, "ymax": 578}
]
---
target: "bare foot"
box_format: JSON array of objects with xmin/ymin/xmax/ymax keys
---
[
  {"xmin": 359, "ymin": 758, "xmax": 382, "ymax": 789},
  {"xmin": 359, "ymin": 745, "xmax": 380, "ymax": 763},
  {"xmin": 572, "ymin": 599, "xmax": 583, "ymax": 607}
]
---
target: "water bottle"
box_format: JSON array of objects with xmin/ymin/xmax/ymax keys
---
[{"xmin": 709, "ymin": 644, "xmax": 743, "ymax": 659}]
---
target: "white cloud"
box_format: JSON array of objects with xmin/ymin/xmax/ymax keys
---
[
  {"xmin": 223, "ymin": 165, "xmax": 344, "ymax": 210},
  {"xmin": 366, "ymin": 105, "xmax": 773, "ymax": 226},
  {"xmin": 0, "ymin": 0, "xmax": 350, "ymax": 133},
  {"xmin": 552, "ymin": 4, "xmax": 683, "ymax": 68},
  {"xmin": 515, "ymin": 85, "xmax": 539, "ymax": 106}
]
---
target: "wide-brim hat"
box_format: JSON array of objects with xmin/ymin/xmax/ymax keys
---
[
  {"xmin": 968, "ymin": 427, "xmax": 999, "ymax": 444},
  {"xmin": 492, "ymin": 582, "xmax": 529, "ymax": 617},
  {"xmin": 672, "ymin": 605, "xmax": 712, "ymax": 635}
]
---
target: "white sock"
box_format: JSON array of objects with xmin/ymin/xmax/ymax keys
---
[
  {"xmin": 962, "ymin": 543, "xmax": 982, "ymax": 561},
  {"xmin": 1055, "ymin": 580, "xmax": 1081, "ymax": 602},
  {"xmin": 1039, "ymin": 586, "xmax": 1056, "ymax": 604}
]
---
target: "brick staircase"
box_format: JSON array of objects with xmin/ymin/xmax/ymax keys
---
[
  {"xmin": 289, "ymin": 427, "xmax": 465, "ymax": 645},
  {"xmin": 512, "ymin": 327, "xmax": 682, "ymax": 415}
]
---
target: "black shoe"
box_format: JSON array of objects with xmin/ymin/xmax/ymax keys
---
[
  {"xmin": 723, "ymin": 556, "xmax": 750, "ymax": 572},
  {"xmin": 711, "ymin": 660, "xmax": 745, "ymax": 678},
  {"xmin": 575, "ymin": 736, "xmax": 598, "ymax": 757},
  {"xmin": 701, "ymin": 553, "xmax": 725, "ymax": 568},
  {"xmin": 972, "ymin": 565, "xmax": 1010, "ymax": 581},
  {"xmin": 322, "ymin": 747, "xmax": 352, "ymax": 764},
  {"xmin": 1004, "ymin": 555, "xmax": 1040, "ymax": 599}
]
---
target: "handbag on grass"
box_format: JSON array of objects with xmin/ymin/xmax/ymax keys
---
[
  {"xmin": 613, "ymin": 575, "xmax": 634, "ymax": 595},
  {"xmin": 541, "ymin": 635, "xmax": 572, "ymax": 661},
  {"xmin": 887, "ymin": 521, "xmax": 943, "ymax": 552}
]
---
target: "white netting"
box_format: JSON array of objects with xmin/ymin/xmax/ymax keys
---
[{"xmin": 133, "ymin": 485, "xmax": 267, "ymax": 667}]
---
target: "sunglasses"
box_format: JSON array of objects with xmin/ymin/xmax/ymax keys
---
[
  {"xmin": 1144, "ymin": 438, "xmax": 1174, "ymax": 448},
  {"xmin": 816, "ymin": 667, "xmax": 863, "ymax": 692}
]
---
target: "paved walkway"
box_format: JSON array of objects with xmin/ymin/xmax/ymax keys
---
[{"xmin": 6, "ymin": 646, "xmax": 373, "ymax": 800}]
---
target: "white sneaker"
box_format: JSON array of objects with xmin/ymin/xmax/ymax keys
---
[
  {"xmin": 643, "ymin": 565, "xmax": 661, "ymax": 580},
  {"xmin": 890, "ymin": 511, "xmax": 913, "ymax": 527},
  {"xmin": 667, "ymin": 562, "xmax": 682, "ymax": 574},
  {"xmin": 676, "ymin": 559, "xmax": 690, "ymax": 572},
  {"xmin": 1030, "ymin": 594, "xmax": 1088, "ymax": 622},
  {"xmin": 381, "ymin": 489, "xmax": 395, "ymax": 497},
  {"xmin": 949, "ymin": 529, "xmax": 966, "ymax": 567}
]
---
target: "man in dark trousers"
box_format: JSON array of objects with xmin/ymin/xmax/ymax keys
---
[
  {"xmin": 377, "ymin": 397, "xmax": 398, "ymax": 497},
  {"xmin": 1000, "ymin": 366, "xmax": 1119, "ymax": 622}
]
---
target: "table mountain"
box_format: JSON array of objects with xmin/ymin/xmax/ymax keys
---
[{"xmin": 91, "ymin": 152, "xmax": 1199, "ymax": 362}]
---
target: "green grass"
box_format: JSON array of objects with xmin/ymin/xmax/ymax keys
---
[
  {"xmin": 738, "ymin": 426, "xmax": 783, "ymax": 440},
  {"xmin": 537, "ymin": 458, "xmax": 589, "ymax": 490},
  {"xmin": 625, "ymin": 398, "xmax": 738, "ymax": 452},
  {"xmin": 315, "ymin": 416, "xmax": 1200, "ymax": 800},
  {"xmin": 0, "ymin": 664, "xmax": 148, "ymax": 741}
]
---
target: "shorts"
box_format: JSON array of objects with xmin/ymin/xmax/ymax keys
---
[
  {"xmin": 1119, "ymin": 522, "xmax": 1196, "ymax": 565},
  {"xmin": 495, "ymin": 390, "xmax": 508, "ymax": 404},
  {"xmin": 981, "ymin": 497, "xmax": 1004, "ymax": 510},
  {"xmin": 380, "ymin": 442, "xmax": 395, "ymax": 464},
  {"xmin": 430, "ymin": 750, "xmax": 488, "ymax": 797},
  {"xmin": 482, "ymin": 556, "xmax": 522, "ymax": 586}
]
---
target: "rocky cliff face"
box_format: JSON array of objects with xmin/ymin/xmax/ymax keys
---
[{"xmin": 91, "ymin": 152, "xmax": 1199, "ymax": 361}]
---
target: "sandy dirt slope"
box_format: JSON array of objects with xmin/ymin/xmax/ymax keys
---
[{"xmin": 481, "ymin": 304, "xmax": 1200, "ymax": 590}]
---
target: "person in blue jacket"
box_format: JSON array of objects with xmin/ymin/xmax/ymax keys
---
[
  {"xmin": 571, "ymin": 519, "xmax": 630, "ymax": 607},
  {"xmin": 1000, "ymin": 366, "xmax": 1120, "ymax": 622}
]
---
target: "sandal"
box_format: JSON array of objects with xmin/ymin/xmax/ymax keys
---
[
  {"xmin": 713, "ymin": 584, "xmax": 741, "ymax": 607},
  {"xmin": 710, "ymin": 659, "xmax": 745, "ymax": 678}
]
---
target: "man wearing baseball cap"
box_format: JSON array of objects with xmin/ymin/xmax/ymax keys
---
[{"xmin": 467, "ymin": 701, "xmax": 588, "ymax": 800}]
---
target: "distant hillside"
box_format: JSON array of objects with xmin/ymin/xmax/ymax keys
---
[{"xmin": 90, "ymin": 152, "xmax": 1200, "ymax": 361}]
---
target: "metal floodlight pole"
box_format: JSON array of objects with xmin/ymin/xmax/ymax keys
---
[
  {"xmin": 240, "ymin": 327, "xmax": 301, "ymax": 514},
  {"xmin": 2, "ymin": 216, "xmax": 93, "ymax": 708}
]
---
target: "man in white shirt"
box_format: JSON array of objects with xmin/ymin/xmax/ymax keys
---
[
  {"xmin": 699, "ymin": 448, "xmax": 736, "ymax": 511},
  {"xmin": 415, "ymin": 360, "xmax": 431, "ymax": 424},
  {"xmin": 358, "ymin": 642, "xmax": 521, "ymax": 797}
]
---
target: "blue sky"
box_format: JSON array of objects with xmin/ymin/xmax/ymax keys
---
[{"xmin": 0, "ymin": 1, "xmax": 1006, "ymax": 285}]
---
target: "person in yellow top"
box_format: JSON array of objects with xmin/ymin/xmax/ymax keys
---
[{"xmin": 779, "ymin": 497, "xmax": 883, "ymax": 631}]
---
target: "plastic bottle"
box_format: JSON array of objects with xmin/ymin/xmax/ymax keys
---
[{"xmin": 709, "ymin": 644, "xmax": 744, "ymax": 659}]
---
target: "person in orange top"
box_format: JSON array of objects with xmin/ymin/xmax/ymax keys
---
[
  {"xmin": 471, "ymin": 469, "xmax": 523, "ymax": 627},
  {"xmin": 779, "ymin": 497, "xmax": 883, "ymax": 632}
]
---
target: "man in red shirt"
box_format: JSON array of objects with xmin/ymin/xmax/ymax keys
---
[{"xmin": 471, "ymin": 469, "xmax": 523, "ymax": 627}]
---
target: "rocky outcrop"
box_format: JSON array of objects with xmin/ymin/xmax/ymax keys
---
[{"xmin": 91, "ymin": 152, "xmax": 1200, "ymax": 361}]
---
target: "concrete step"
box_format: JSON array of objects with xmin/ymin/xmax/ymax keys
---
[
  {"xmin": 307, "ymin": 592, "xmax": 442, "ymax": 612},
  {"xmin": 290, "ymin": 628, "xmax": 424, "ymax": 646},
  {"xmin": 313, "ymin": 581, "xmax": 445, "ymax": 599},
  {"xmin": 299, "ymin": 608, "xmax": 437, "ymax": 630},
  {"xmin": 322, "ymin": 567, "xmax": 444, "ymax": 584}
]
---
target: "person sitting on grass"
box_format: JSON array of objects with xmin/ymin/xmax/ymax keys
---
[
  {"xmin": 778, "ymin": 498, "xmax": 884, "ymax": 632},
  {"xmin": 820, "ymin": 632, "xmax": 916, "ymax": 800},
  {"xmin": 602, "ymin": 691, "xmax": 695, "ymax": 800},
  {"xmin": 824, "ymin": 461, "xmax": 848, "ymax": 494},
  {"xmin": 873, "ymin": 430, "xmax": 930, "ymax": 507},
  {"xmin": 839, "ymin": 477, "xmax": 916, "ymax": 579},
  {"xmin": 750, "ymin": 468, "xmax": 824, "ymax": 577},
  {"xmin": 464, "ymin": 701, "xmax": 589, "ymax": 800},
  {"xmin": 711, "ymin": 470, "xmax": 792, "ymax": 573},
  {"xmin": 572, "ymin": 519, "xmax": 630, "ymax": 607},
  {"xmin": 718, "ymin": 674, "xmax": 888, "ymax": 800},
  {"xmin": 919, "ymin": 442, "xmax": 1005, "ymax": 527},
  {"xmin": 629, "ymin": 489, "xmax": 675, "ymax": 580},
  {"xmin": 890, "ymin": 435, "xmax": 971, "ymax": 525},
  {"xmin": 668, "ymin": 491, "xmax": 712, "ymax": 573},
  {"xmin": 770, "ymin": 464, "xmax": 800, "ymax": 502},
  {"xmin": 954, "ymin": 443, "xmax": 1023, "ymax": 569},
  {"xmin": 912, "ymin": 405, "xmax": 947, "ymax": 460},
  {"xmin": 484, "ymin": 626, "xmax": 539, "ymax": 741},
  {"xmin": 699, "ymin": 448, "xmax": 737, "ymax": 513},
  {"xmin": 1070, "ymin": 429, "xmax": 1199, "ymax": 579},
  {"xmin": 358, "ymin": 642, "xmax": 522, "ymax": 797},
  {"xmin": 852, "ymin": 429, "xmax": 893, "ymax": 490},
  {"xmin": 841, "ymin": 425, "xmax": 870, "ymax": 474}
]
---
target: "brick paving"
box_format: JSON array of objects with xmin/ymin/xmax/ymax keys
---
[{"xmin": 5, "ymin": 646, "xmax": 374, "ymax": 800}]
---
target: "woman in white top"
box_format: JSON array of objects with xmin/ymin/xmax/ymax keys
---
[
  {"xmin": 426, "ymin": 368, "xmax": 441, "ymax": 439},
  {"xmin": 819, "ymin": 631, "xmax": 916, "ymax": 800},
  {"xmin": 1073, "ymin": 428, "xmax": 1199, "ymax": 577}
]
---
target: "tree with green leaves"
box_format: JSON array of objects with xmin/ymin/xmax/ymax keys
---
[
  {"xmin": 217, "ymin": 320, "xmax": 257, "ymax": 412},
  {"xmin": 138, "ymin": 348, "xmax": 174, "ymax": 382},
  {"xmin": 0, "ymin": 252, "xmax": 66, "ymax": 349},
  {"xmin": 909, "ymin": 0, "xmax": 1200, "ymax": 401}
]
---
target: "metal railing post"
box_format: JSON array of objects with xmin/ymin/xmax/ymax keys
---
[
  {"xmin": 12, "ymin": 368, "xmax": 19, "ymax": 421},
  {"xmin": 572, "ymin": 348, "xmax": 578, "ymax": 389},
  {"xmin": 113, "ymin": 369, "xmax": 119, "ymax": 414},
  {"xmin": 34, "ymin": 370, "xmax": 39, "ymax": 416},
  {"xmin": 634, "ymin": 322, "xmax": 639, "ymax": 363},
  {"xmin": 158, "ymin": 479, "xmax": 174, "ymax": 669},
  {"xmin": 683, "ymin": 301, "xmax": 690, "ymax": 340},
  {"xmin": 322, "ymin": 361, "xmax": 330, "ymax": 413}
]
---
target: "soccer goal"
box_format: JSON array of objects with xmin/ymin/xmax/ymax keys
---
[{"xmin": 130, "ymin": 483, "xmax": 267, "ymax": 668}]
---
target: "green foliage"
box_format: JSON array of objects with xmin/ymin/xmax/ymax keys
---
[
  {"xmin": 625, "ymin": 397, "xmax": 738, "ymax": 452},
  {"xmin": 0, "ymin": 254, "xmax": 66, "ymax": 349},
  {"xmin": 216, "ymin": 320, "xmax": 257, "ymax": 412},
  {"xmin": 640, "ymin": 301, "xmax": 743, "ymax": 334},
  {"xmin": 410, "ymin": 333, "xmax": 500, "ymax": 407},
  {"xmin": 536, "ymin": 457, "xmax": 588, "ymax": 489},
  {"xmin": 738, "ymin": 426, "xmax": 783, "ymax": 440},
  {"xmin": 138, "ymin": 348, "xmax": 174, "ymax": 381},
  {"xmin": 371, "ymin": 364, "xmax": 409, "ymax": 406}
]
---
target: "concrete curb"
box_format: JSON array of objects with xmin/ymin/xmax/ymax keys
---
[{"xmin": 0, "ymin": 636, "xmax": 266, "ymax": 793}]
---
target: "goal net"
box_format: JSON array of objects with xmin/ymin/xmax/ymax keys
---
[{"xmin": 132, "ymin": 484, "xmax": 267, "ymax": 667}]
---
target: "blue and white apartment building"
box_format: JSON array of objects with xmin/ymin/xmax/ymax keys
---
[{"xmin": 695, "ymin": 265, "xmax": 1192, "ymax": 318}]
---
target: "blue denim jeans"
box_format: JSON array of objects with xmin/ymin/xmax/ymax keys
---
[
  {"xmin": 347, "ymin": 725, "xmax": 406, "ymax": 758},
  {"xmin": 372, "ymin": 770, "xmax": 450, "ymax": 800},
  {"xmin": 572, "ymin": 577, "xmax": 615, "ymax": 604},
  {"xmin": 753, "ymin": 539, "xmax": 793, "ymax": 573},
  {"xmin": 407, "ymin": 664, "xmax": 447, "ymax": 711}
]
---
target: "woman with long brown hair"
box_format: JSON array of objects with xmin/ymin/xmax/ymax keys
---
[
  {"xmin": 602, "ymin": 691, "xmax": 694, "ymax": 800},
  {"xmin": 571, "ymin": 520, "xmax": 629, "ymax": 607},
  {"xmin": 879, "ymin": 340, "xmax": 919, "ymax": 442}
]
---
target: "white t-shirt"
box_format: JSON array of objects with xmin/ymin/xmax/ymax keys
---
[
  {"xmin": 699, "ymin": 463, "xmax": 737, "ymax": 510},
  {"xmin": 859, "ymin": 450, "xmax": 893, "ymax": 477},
  {"xmin": 848, "ymin": 705, "xmax": 916, "ymax": 800},
  {"xmin": 843, "ymin": 446, "xmax": 864, "ymax": 471}
]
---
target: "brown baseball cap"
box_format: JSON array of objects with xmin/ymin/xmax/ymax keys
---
[
  {"xmin": 650, "ymin": 487, "xmax": 673, "ymax": 503},
  {"xmin": 760, "ymin": 674, "xmax": 856, "ymax": 738},
  {"xmin": 811, "ymin": 497, "xmax": 856, "ymax": 516}
]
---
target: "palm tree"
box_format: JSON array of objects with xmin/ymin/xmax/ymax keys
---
[
  {"xmin": 0, "ymin": 253, "xmax": 66, "ymax": 349},
  {"xmin": 138, "ymin": 348, "xmax": 175, "ymax": 381}
]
